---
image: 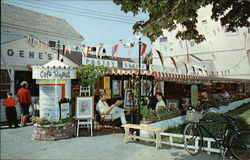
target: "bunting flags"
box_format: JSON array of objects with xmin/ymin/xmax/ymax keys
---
[
  {"xmin": 156, "ymin": 50, "xmax": 164, "ymax": 66},
  {"xmin": 112, "ymin": 44, "xmax": 119, "ymax": 58},
  {"xmin": 38, "ymin": 40, "xmax": 42, "ymax": 48},
  {"xmin": 198, "ymin": 68, "xmax": 203, "ymax": 73},
  {"xmin": 192, "ymin": 66, "xmax": 196, "ymax": 73},
  {"xmin": 63, "ymin": 45, "xmax": 67, "ymax": 56},
  {"xmin": 119, "ymin": 39, "xmax": 125, "ymax": 46},
  {"xmin": 140, "ymin": 43, "xmax": 147, "ymax": 56},
  {"xmin": 170, "ymin": 56, "xmax": 177, "ymax": 71},
  {"xmin": 205, "ymin": 70, "xmax": 208, "ymax": 75},
  {"xmin": 182, "ymin": 62, "xmax": 188, "ymax": 74}
]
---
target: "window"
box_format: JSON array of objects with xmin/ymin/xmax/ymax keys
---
[
  {"xmin": 159, "ymin": 37, "xmax": 168, "ymax": 43},
  {"xmin": 0, "ymin": 70, "xmax": 11, "ymax": 99}
]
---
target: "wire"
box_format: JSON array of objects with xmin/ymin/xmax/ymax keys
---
[
  {"xmin": 39, "ymin": 0, "xmax": 143, "ymax": 21},
  {"xmin": 22, "ymin": 0, "xmax": 141, "ymax": 22},
  {"xmin": 3, "ymin": 1, "xmax": 136, "ymax": 25}
]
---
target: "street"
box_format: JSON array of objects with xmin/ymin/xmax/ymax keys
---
[{"xmin": 1, "ymin": 125, "xmax": 224, "ymax": 160}]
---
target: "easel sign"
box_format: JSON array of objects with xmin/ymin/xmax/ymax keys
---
[
  {"xmin": 58, "ymin": 98, "xmax": 70, "ymax": 120},
  {"xmin": 75, "ymin": 96, "xmax": 94, "ymax": 120},
  {"xmin": 75, "ymin": 96, "xmax": 94, "ymax": 137}
]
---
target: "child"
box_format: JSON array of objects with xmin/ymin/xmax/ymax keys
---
[{"xmin": 3, "ymin": 92, "xmax": 19, "ymax": 128}]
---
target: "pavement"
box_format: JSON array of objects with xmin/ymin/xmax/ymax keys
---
[{"xmin": 1, "ymin": 125, "xmax": 224, "ymax": 160}]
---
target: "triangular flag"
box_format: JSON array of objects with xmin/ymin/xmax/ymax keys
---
[
  {"xmin": 38, "ymin": 40, "xmax": 42, "ymax": 48},
  {"xmin": 198, "ymin": 68, "xmax": 203, "ymax": 73},
  {"xmin": 119, "ymin": 39, "xmax": 125, "ymax": 47},
  {"xmin": 156, "ymin": 50, "xmax": 164, "ymax": 66},
  {"xmin": 63, "ymin": 45, "xmax": 67, "ymax": 56},
  {"xmin": 170, "ymin": 56, "xmax": 177, "ymax": 71},
  {"xmin": 68, "ymin": 46, "xmax": 71, "ymax": 54},
  {"xmin": 81, "ymin": 46, "xmax": 85, "ymax": 57},
  {"xmin": 140, "ymin": 43, "xmax": 147, "ymax": 56},
  {"xmin": 182, "ymin": 62, "xmax": 188, "ymax": 74},
  {"xmin": 112, "ymin": 44, "xmax": 119, "ymax": 58},
  {"xmin": 192, "ymin": 66, "xmax": 196, "ymax": 73}
]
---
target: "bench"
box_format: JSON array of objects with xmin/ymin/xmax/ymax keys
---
[{"xmin": 122, "ymin": 124, "xmax": 162, "ymax": 149}]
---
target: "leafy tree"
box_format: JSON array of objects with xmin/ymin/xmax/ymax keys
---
[
  {"xmin": 77, "ymin": 64, "xmax": 113, "ymax": 89},
  {"xmin": 113, "ymin": 0, "xmax": 250, "ymax": 43}
]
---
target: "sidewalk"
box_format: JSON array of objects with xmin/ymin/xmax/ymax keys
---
[{"xmin": 1, "ymin": 125, "xmax": 224, "ymax": 160}]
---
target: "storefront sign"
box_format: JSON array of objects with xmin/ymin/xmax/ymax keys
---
[
  {"xmin": 82, "ymin": 57, "xmax": 118, "ymax": 67},
  {"xmin": 33, "ymin": 68, "xmax": 76, "ymax": 79},
  {"xmin": 6, "ymin": 48, "xmax": 53, "ymax": 60},
  {"xmin": 39, "ymin": 85, "xmax": 62, "ymax": 121},
  {"xmin": 122, "ymin": 61, "xmax": 147, "ymax": 70}
]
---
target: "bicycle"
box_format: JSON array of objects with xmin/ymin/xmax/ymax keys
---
[{"xmin": 183, "ymin": 106, "xmax": 250, "ymax": 160}]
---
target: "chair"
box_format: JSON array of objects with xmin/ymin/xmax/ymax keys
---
[
  {"xmin": 94, "ymin": 109, "xmax": 116, "ymax": 133},
  {"xmin": 79, "ymin": 86, "xmax": 91, "ymax": 96}
]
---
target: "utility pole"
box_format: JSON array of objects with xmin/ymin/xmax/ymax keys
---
[
  {"xmin": 137, "ymin": 37, "xmax": 142, "ymax": 125},
  {"xmin": 57, "ymin": 40, "xmax": 60, "ymax": 60}
]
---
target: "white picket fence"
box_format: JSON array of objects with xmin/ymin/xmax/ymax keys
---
[{"xmin": 160, "ymin": 132, "xmax": 220, "ymax": 155}]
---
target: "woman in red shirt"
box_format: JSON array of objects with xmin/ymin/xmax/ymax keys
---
[
  {"xmin": 17, "ymin": 81, "xmax": 31, "ymax": 127},
  {"xmin": 3, "ymin": 92, "xmax": 19, "ymax": 128}
]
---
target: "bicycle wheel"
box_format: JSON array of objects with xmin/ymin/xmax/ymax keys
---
[
  {"xmin": 183, "ymin": 123, "xmax": 203, "ymax": 155},
  {"xmin": 228, "ymin": 129, "xmax": 250, "ymax": 160}
]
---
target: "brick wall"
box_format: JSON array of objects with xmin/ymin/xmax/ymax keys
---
[{"xmin": 33, "ymin": 122, "xmax": 76, "ymax": 141}]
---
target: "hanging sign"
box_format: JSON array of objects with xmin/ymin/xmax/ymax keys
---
[
  {"xmin": 82, "ymin": 57, "xmax": 118, "ymax": 67},
  {"xmin": 103, "ymin": 76, "xmax": 110, "ymax": 89},
  {"xmin": 33, "ymin": 68, "xmax": 76, "ymax": 79},
  {"xmin": 122, "ymin": 61, "xmax": 147, "ymax": 70}
]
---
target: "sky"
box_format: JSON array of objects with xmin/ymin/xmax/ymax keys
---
[{"xmin": 3, "ymin": 0, "xmax": 151, "ymax": 58}]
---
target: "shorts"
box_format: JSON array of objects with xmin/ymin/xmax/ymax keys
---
[{"xmin": 20, "ymin": 103, "xmax": 30, "ymax": 116}]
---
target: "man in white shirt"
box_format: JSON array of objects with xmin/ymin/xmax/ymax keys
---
[
  {"xmin": 155, "ymin": 92, "xmax": 166, "ymax": 110},
  {"xmin": 96, "ymin": 93, "xmax": 127, "ymax": 125}
]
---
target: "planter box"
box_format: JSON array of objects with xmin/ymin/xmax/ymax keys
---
[
  {"xmin": 33, "ymin": 122, "xmax": 76, "ymax": 141},
  {"xmin": 141, "ymin": 98, "xmax": 250, "ymax": 136}
]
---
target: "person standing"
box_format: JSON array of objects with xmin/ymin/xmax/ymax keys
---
[
  {"xmin": 17, "ymin": 81, "xmax": 31, "ymax": 127},
  {"xmin": 3, "ymin": 92, "xmax": 19, "ymax": 128},
  {"xmin": 155, "ymin": 92, "xmax": 166, "ymax": 111},
  {"xmin": 96, "ymin": 92, "xmax": 127, "ymax": 125}
]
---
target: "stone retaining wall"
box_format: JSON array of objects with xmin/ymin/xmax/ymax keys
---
[{"xmin": 33, "ymin": 122, "xmax": 76, "ymax": 141}]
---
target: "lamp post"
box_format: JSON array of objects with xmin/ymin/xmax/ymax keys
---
[
  {"xmin": 57, "ymin": 40, "xmax": 60, "ymax": 60},
  {"xmin": 137, "ymin": 37, "xmax": 142, "ymax": 125}
]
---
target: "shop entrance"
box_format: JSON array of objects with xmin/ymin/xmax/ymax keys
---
[{"xmin": 15, "ymin": 71, "xmax": 39, "ymax": 96}]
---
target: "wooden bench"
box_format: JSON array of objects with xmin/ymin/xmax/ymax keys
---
[{"xmin": 122, "ymin": 124, "xmax": 162, "ymax": 149}]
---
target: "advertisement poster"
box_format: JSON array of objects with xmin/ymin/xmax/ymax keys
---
[
  {"xmin": 39, "ymin": 85, "xmax": 62, "ymax": 121},
  {"xmin": 104, "ymin": 76, "xmax": 110, "ymax": 89}
]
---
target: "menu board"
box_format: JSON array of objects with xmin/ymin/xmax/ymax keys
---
[{"xmin": 39, "ymin": 85, "xmax": 62, "ymax": 121}]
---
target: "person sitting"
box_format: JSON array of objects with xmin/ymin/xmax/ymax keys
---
[
  {"xmin": 96, "ymin": 92, "xmax": 127, "ymax": 125},
  {"xmin": 200, "ymin": 89, "xmax": 209, "ymax": 101},
  {"xmin": 222, "ymin": 89, "xmax": 230, "ymax": 99},
  {"xmin": 155, "ymin": 92, "xmax": 166, "ymax": 111}
]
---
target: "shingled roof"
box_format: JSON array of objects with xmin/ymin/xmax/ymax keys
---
[{"xmin": 1, "ymin": 2, "xmax": 84, "ymax": 41}]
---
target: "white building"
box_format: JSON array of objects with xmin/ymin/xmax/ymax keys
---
[
  {"xmin": 0, "ymin": 2, "xmax": 81, "ymax": 122},
  {"xmin": 152, "ymin": 5, "xmax": 250, "ymax": 79}
]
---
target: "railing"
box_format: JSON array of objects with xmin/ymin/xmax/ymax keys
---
[{"xmin": 160, "ymin": 132, "xmax": 220, "ymax": 154}]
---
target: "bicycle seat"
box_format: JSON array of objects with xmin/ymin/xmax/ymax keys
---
[{"xmin": 223, "ymin": 114, "xmax": 237, "ymax": 122}]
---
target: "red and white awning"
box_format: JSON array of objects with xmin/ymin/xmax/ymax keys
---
[{"xmin": 107, "ymin": 70, "xmax": 250, "ymax": 83}]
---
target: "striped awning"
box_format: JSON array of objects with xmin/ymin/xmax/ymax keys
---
[{"xmin": 107, "ymin": 70, "xmax": 250, "ymax": 83}]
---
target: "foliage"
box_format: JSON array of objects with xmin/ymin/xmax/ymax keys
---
[
  {"xmin": 140, "ymin": 105, "xmax": 154, "ymax": 119},
  {"xmin": 31, "ymin": 116, "xmax": 75, "ymax": 125},
  {"xmin": 164, "ymin": 103, "xmax": 250, "ymax": 138},
  {"xmin": 113, "ymin": 0, "xmax": 250, "ymax": 43},
  {"xmin": 77, "ymin": 64, "xmax": 113, "ymax": 87}
]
